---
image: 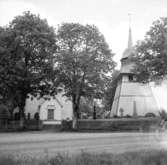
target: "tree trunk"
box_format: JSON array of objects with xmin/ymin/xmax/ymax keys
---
[
  {"xmin": 19, "ymin": 93, "xmax": 27, "ymax": 129},
  {"xmin": 93, "ymin": 105, "xmax": 96, "ymax": 119},
  {"xmin": 72, "ymin": 113, "xmax": 77, "ymax": 130},
  {"xmin": 72, "ymin": 103, "xmax": 79, "ymax": 130}
]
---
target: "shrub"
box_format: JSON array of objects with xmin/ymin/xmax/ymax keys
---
[
  {"xmin": 145, "ymin": 112, "xmax": 156, "ymax": 118},
  {"xmin": 159, "ymin": 109, "xmax": 167, "ymax": 120},
  {"xmin": 125, "ymin": 115, "xmax": 132, "ymax": 118},
  {"xmin": 61, "ymin": 120, "xmax": 72, "ymax": 131}
]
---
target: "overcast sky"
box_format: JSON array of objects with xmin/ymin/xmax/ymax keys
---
[{"xmin": 0, "ymin": 0, "xmax": 167, "ymax": 67}]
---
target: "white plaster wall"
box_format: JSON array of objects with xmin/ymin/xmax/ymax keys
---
[
  {"xmin": 25, "ymin": 97, "xmax": 44, "ymax": 118},
  {"xmin": 122, "ymin": 75, "xmax": 129, "ymax": 82},
  {"xmin": 56, "ymin": 93, "xmax": 73, "ymax": 120},
  {"xmin": 25, "ymin": 93, "xmax": 73, "ymax": 121}
]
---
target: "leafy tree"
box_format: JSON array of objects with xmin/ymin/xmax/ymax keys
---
[
  {"xmin": 0, "ymin": 27, "xmax": 19, "ymax": 118},
  {"xmin": 0, "ymin": 11, "xmax": 57, "ymax": 121},
  {"xmin": 134, "ymin": 17, "xmax": 167, "ymax": 82},
  {"xmin": 56, "ymin": 23, "xmax": 115, "ymax": 129}
]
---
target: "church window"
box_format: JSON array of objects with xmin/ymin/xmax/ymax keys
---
[{"xmin": 47, "ymin": 109, "xmax": 54, "ymax": 120}]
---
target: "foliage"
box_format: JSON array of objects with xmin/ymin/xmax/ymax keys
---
[
  {"xmin": 0, "ymin": 26, "xmax": 25, "ymax": 117},
  {"xmin": 79, "ymin": 97, "xmax": 104, "ymax": 119},
  {"xmin": 79, "ymin": 97, "xmax": 92, "ymax": 118},
  {"xmin": 56, "ymin": 23, "xmax": 115, "ymax": 128},
  {"xmin": 103, "ymin": 70, "xmax": 120, "ymax": 111},
  {"xmin": 0, "ymin": 11, "xmax": 57, "ymax": 117},
  {"xmin": 159, "ymin": 109, "xmax": 167, "ymax": 120},
  {"xmin": 134, "ymin": 17, "xmax": 167, "ymax": 82}
]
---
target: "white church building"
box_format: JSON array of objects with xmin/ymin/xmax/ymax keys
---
[{"xmin": 25, "ymin": 92, "xmax": 73, "ymax": 126}]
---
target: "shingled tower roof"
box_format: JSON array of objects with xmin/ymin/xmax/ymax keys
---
[
  {"xmin": 121, "ymin": 27, "xmax": 134, "ymax": 60},
  {"xmin": 120, "ymin": 26, "xmax": 135, "ymax": 74}
]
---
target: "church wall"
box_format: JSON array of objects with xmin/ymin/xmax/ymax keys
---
[
  {"xmin": 120, "ymin": 62, "xmax": 135, "ymax": 74},
  {"xmin": 122, "ymin": 75, "xmax": 129, "ymax": 82},
  {"xmin": 25, "ymin": 97, "xmax": 43, "ymax": 119},
  {"xmin": 61, "ymin": 100, "xmax": 73, "ymax": 120},
  {"xmin": 117, "ymin": 97, "xmax": 134, "ymax": 116},
  {"xmin": 39, "ymin": 99, "xmax": 61, "ymax": 121},
  {"xmin": 113, "ymin": 81, "xmax": 122, "ymax": 100},
  {"xmin": 110, "ymin": 81, "xmax": 121, "ymax": 116},
  {"xmin": 25, "ymin": 93, "xmax": 73, "ymax": 124},
  {"xmin": 120, "ymin": 82, "xmax": 154, "ymax": 96},
  {"xmin": 116, "ymin": 95, "xmax": 159, "ymax": 116},
  {"xmin": 111, "ymin": 81, "xmax": 159, "ymax": 117},
  {"xmin": 54, "ymin": 93, "xmax": 73, "ymax": 120},
  {"xmin": 110, "ymin": 99, "xmax": 118, "ymax": 116}
]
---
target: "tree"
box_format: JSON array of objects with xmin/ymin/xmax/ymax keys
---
[
  {"xmin": 134, "ymin": 17, "xmax": 167, "ymax": 83},
  {"xmin": 0, "ymin": 27, "xmax": 19, "ymax": 118},
  {"xmin": 0, "ymin": 11, "xmax": 57, "ymax": 121},
  {"xmin": 56, "ymin": 23, "xmax": 115, "ymax": 129}
]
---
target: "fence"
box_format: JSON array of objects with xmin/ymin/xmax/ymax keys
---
[
  {"xmin": 77, "ymin": 117, "xmax": 161, "ymax": 132},
  {"xmin": 0, "ymin": 119, "xmax": 42, "ymax": 131}
]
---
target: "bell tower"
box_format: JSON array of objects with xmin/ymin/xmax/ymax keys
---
[{"xmin": 110, "ymin": 20, "xmax": 159, "ymax": 117}]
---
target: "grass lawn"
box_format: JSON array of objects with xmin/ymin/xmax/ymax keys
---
[{"xmin": 0, "ymin": 150, "xmax": 167, "ymax": 165}]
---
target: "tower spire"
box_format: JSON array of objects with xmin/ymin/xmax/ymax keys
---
[
  {"xmin": 128, "ymin": 13, "xmax": 133, "ymax": 48},
  {"xmin": 121, "ymin": 14, "xmax": 134, "ymax": 60}
]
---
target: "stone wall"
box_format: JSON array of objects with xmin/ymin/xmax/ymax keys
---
[{"xmin": 77, "ymin": 117, "xmax": 161, "ymax": 132}]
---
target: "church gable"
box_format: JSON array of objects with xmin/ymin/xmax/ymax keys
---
[{"xmin": 25, "ymin": 93, "xmax": 73, "ymax": 124}]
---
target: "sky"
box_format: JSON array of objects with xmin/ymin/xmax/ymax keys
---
[
  {"xmin": 1, "ymin": 0, "xmax": 167, "ymax": 109},
  {"xmin": 1, "ymin": 0, "xmax": 167, "ymax": 66}
]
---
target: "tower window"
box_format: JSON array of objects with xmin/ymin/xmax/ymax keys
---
[{"xmin": 129, "ymin": 75, "xmax": 134, "ymax": 81}]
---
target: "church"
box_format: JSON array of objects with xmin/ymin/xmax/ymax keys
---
[
  {"xmin": 110, "ymin": 27, "xmax": 159, "ymax": 117},
  {"xmin": 24, "ymin": 92, "xmax": 73, "ymax": 126}
]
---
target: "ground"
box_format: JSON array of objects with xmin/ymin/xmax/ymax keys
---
[{"xmin": 0, "ymin": 132, "xmax": 167, "ymax": 157}]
